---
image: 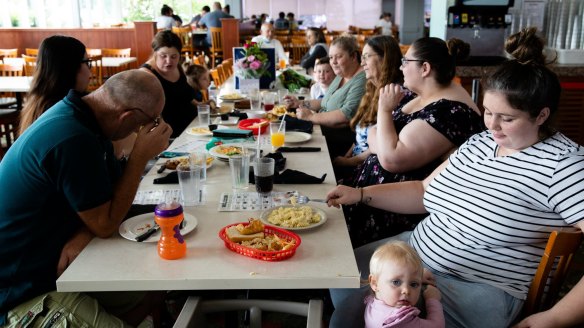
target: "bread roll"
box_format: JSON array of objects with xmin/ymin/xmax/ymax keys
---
[{"xmin": 226, "ymin": 226, "xmax": 264, "ymax": 242}]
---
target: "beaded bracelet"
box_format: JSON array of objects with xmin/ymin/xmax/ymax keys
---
[{"xmin": 358, "ymin": 187, "xmax": 372, "ymax": 205}]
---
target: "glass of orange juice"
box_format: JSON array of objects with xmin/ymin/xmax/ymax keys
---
[
  {"xmin": 270, "ymin": 121, "xmax": 286, "ymax": 150},
  {"xmin": 279, "ymin": 58, "xmax": 286, "ymax": 70}
]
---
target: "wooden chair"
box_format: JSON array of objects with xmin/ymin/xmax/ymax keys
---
[
  {"xmin": 209, "ymin": 27, "xmax": 223, "ymax": 68},
  {"xmin": 0, "ymin": 49, "xmax": 18, "ymax": 60},
  {"xmin": 21, "ymin": 55, "xmax": 37, "ymax": 76},
  {"xmin": 209, "ymin": 68, "xmax": 222, "ymax": 87},
  {"xmin": 86, "ymin": 55, "xmax": 103, "ymax": 92},
  {"xmin": 174, "ymin": 297, "xmax": 324, "ymax": 328},
  {"xmin": 172, "ymin": 26, "xmax": 194, "ymax": 62},
  {"xmin": 193, "ymin": 54, "xmax": 206, "ymax": 67},
  {"xmin": 522, "ymin": 230, "xmax": 583, "ymax": 317},
  {"xmin": 0, "ymin": 64, "xmax": 24, "ymax": 108},
  {"xmin": 222, "ymin": 58, "xmax": 233, "ymax": 77},
  {"xmin": 399, "ymin": 44, "xmax": 410, "ymax": 55},
  {"xmin": 25, "ymin": 48, "xmax": 38, "ymax": 57},
  {"xmin": 0, "ymin": 109, "xmax": 20, "ymax": 154},
  {"xmin": 290, "ymin": 37, "xmax": 309, "ymax": 65},
  {"xmin": 216, "ymin": 64, "xmax": 228, "ymax": 84},
  {"xmin": 86, "ymin": 48, "xmax": 102, "ymax": 57},
  {"xmin": 101, "ymin": 48, "xmax": 132, "ymax": 79}
]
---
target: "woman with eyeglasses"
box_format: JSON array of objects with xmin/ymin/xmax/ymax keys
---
[
  {"xmin": 285, "ymin": 34, "xmax": 366, "ymax": 158},
  {"xmin": 343, "ymin": 37, "xmax": 484, "ymax": 248},
  {"xmin": 19, "ymin": 35, "xmax": 92, "ymax": 135},
  {"xmin": 141, "ymin": 30, "xmax": 197, "ymax": 138}
]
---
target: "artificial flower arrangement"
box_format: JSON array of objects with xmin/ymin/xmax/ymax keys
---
[{"xmin": 235, "ymin": 40, "xmax": 272, "ymax": 79}]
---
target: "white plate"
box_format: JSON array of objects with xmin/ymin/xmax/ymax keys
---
[
  {"xmin": 212, "ymin": 116, "xmax": 239, "ymax": 125},
  {"xmin": 259, "ymin": 205, "xmax": 327, "ymax": 231},
  {"xmin": 208, "ymin": 145, "xmax": 256, "ymax": 161},
  {"xmin": 285, "ymin": 131, "xmax": 311, "ymax": 144},
  {"xmin": 219, "ymin": 94, "xmax": 246, "ymax": 102},
  {"xmin": 186, "ymin": 127, "xmax": 213, "ymax": 137},
  {"xmin": 119, "ymin": 212, "xmax": 198, "ymax": 242}
]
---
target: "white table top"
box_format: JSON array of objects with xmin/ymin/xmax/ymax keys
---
[
  {"xmin": 101, "ymin": 57, "xmax": 137, "ymax": 68},
  {"xmin": 56, "ymin": 121, "xmax": 360, "ymax": 292},
  {"xmin": 0, "ymin": 76, "xmax": 31, "ymax": 92}
]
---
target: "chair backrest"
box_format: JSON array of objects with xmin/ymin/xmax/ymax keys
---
[
  {"xmin": 523, "ymin": 230, "xmax": 583, "ymax": 317},
  {"xmin": 209, "ymin": 68, "xmax": 221, "ymax": 87},
  {"xmin": 193, "ymin": 54, "xmax": 206, "ymax": 67},
  {"xmin": 0, "ymin": 49, "xmax": 18, "ymax": 59},
  {"xmin": 101, "ymin": 48, "xmax": 131, "ymax": 57},
  {"xmin": 0, "ymin": 64, "xmax": 23, "ymax": 77},
  {"xmin": 86, "ymin": 48, "xmax": 102, "ymax": 57},
  {"xmin": 172, "ymin": 26, "xmax": 194, "ymax": 61},
  {"xmin": 174, "ymin": 296, "xmax": 323, "ymax": 328},
  {"xmin": 0, "ymin": 110, "xmax": 20, "ymax": 153},
  {"xmin": 399, "ymin": 44, "xmax": 410, "ymax": 55},
  {"xmin": 21, "ymin": 55, "xmax": 37, "ymax": 76},
  {"xmin": 216, "ymin": 64, "xmax": 228, "ymax": 84},
  {"xmin": 210, "ymin": 27, "xmax": 223, "ymax": 52},
  {"xmin": 86, "ymin": 55, "xmax": 103, "ymax": 92},
  {"xmin": 25, "ymin": 48, "xmax": 38, "ymax": 57},
  {"xmin": 222, "ymin": 58, "xmax": 233, "ymax": 76},
  {"xmin": 290, "ymin": 37, "xmax": 309, "ymax": 65}
]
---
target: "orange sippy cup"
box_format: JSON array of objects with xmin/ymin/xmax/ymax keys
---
[{"xmin": 154, "ymin": 201, "xmax": 187, "ymax": 260}]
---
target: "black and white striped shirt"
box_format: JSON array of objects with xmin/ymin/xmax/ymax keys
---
[{"xmin": 411, "ymin": 131, "xmax": 584, "ymax": 299}]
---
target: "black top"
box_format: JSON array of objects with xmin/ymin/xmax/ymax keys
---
[
  {"xmin": 142, "ymin": 64, "xmax": 197, "ymax": 138},
  {"xmin": 300, "ymin": 44, "xmax": 328, "ymax": 72}
]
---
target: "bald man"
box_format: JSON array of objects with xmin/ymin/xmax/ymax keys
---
[
  {"xmin": 0, "ymin": 70, "xmax": 172, "ymax": 326},
  {"xmin": 251, "ymin": 23, "xmax": 289, "ymax": 65}
]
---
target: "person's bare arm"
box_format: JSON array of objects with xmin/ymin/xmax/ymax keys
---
[
  {"xmin": 326, "ymin": 159, "xmax": 448, "ymax": 214},
  {"xmin": 376, "ymin": 84, "xmax": 454, "ymax": 173},
  {"xmin": 56, "ymin": 226, "xmax": 94, "ymax": 277},
  {"xmin": 333, "ymin": 149, "xmax": 371, "ymax": 167},
  {"xmin": 297, "ymin": 108, "xmax": 349, "ymax": 128},
  {"xmin": 77, "ymin": 120, "xmax": 172, "ymax": 237},
  {"xmin": 513, "ymin": 221, "xmax": 584, "ymax": 328}
]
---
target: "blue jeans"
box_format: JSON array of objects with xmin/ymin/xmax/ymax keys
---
[{"xmin": 329, "ymin": 232, "xmax": 524, "ymax": 328}]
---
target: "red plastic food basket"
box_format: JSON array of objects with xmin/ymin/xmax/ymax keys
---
[{"xmin": 219, "ymin": 223, "xmax": 301, "ymax": 261}]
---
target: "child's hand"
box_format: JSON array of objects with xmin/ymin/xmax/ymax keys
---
[
  {"xmin": 423, "ymin": 284, "xmax": 442, "ymax": 301},
  {"xmin": 422, "ymin": 268, "xmax": 436, "ymax": 286}
]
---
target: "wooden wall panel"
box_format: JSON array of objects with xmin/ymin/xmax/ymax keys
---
[{"xmin": 0, "ymin": 24, "xmax": 157, "ymax": 65}]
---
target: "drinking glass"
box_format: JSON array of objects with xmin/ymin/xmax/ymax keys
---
[
  {"xmin": 279, "ymin": 58, "xmax": 287, "ymax": 70},
  {"xmin": 228, "ymin": 153, "xmax": 251, "ymax": 192},
  {"xmin": 253, "ymin": 157, "xmax": 275, "ymax": 195},
  {"xmin": 248, "ymin": 88, "xmax": 261, "ymax": 111},
  {"xmin": 189, "ymin": 149, "xmax": 207, "ymax": 181},
  {"xmin": 197, "ymin": 104, "xmax": 210, "ymax": 126},
  {"xmin": 177, "ymin": 164, "xmax": 203, "ymax": 206},
  {"xmin": 270, "ymin": 121, "xmax": 286, "ymax": 151},
  {"xmin": 277, "ymin": 89, "xmax": 289, "ymax": 104},
  {"xmin": 263, "ymin": 92, "xmax": 277, "ymax": 112}
]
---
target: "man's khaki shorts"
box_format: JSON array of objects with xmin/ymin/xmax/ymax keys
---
[{"xmin": 4, "ymin": 291, "xmax": 146, "ymax": 328}]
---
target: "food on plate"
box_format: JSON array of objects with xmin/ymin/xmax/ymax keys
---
[
  {"xmin": 290, "ymin": 196, "xmax": 297, "ymax": 206},
  {"xmin": 226, "ymin": 218, "xmax": 296, "ymax": 251},
  {"xmin": 190, "ymin": 127, "xmax": 211, "ymax": 134},
  {"xmin": 266, "ymin": 206, "xmax": 321, "ymax": 228},
  {"xmin": 271, "ymin": 104, "xmax": 287, "ymax": 116},
  {"xmin": 234, "ymin": 99, "xmax": 250, "ymax": 109},
  {"xmin": 236, "ymin": 218, "xmax": 264, "ymax": 234},
  {"xmin": 266, "ymin": 111, "xmax": 295, "ymax": 122},
  {"xmin": 164, "ymin": 156, "xmax": 213, "ymax": 170},
  {"xmin": 215, "ymin": 145, "xmax": 243, "ymax": 156},
  {"xmin": 249, "ymin": 121, "xmax": 269, "ymax": 129},
  {"xmin": 221, "ymin": 93, "xmax": 243, "ymax": 100}
]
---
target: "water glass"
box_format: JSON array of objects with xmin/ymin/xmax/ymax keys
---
[
  {"xmin": 189, "ymin": 149, "xmax": 207, "ymax": 181},
  {"xmin": 229, "ymin": 153, "xmax": 251, "ymax": 191},
  {"xmin": 278, "ymin": 89, "xmax": 289, "ymax": 104},
  {"xmin": 270, "ymin": 120, "xmax": 286, "ymax": 150},
  {"xmin": 263, "ymin": 92, "xmax": 277, "ymax": 112},
  {"xmin": 248, "ymin": 88, "xmax": 261, "ymax": 111},
  {"xmin": 197, "ymin": 104, "xmax": 210, "ymax": 126},
  {"xmin": 177, "ymin": 164, "xmax": 203, "ymax": 206},
  {"xmin": 253, "ymin": 157, "xmax": 275, "ymax": 195}
]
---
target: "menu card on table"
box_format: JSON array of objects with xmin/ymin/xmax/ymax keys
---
[{"xmin": 218, "ymin": 190, "xmax": 298, "ymax": 211}]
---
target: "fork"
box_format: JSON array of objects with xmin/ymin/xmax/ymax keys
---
[{"xmin": 296, "ymin": 195, "xmax": 328, "ymax": 204}]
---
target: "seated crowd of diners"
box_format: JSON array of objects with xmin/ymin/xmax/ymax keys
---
[{"xmin": 0, "ymin": 23, "xmax": 583, "ymax": 328}]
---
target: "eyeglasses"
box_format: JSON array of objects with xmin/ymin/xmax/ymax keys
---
[
  {"xmin": 361, "ymin": 53, "xmax": 378, "ymax": 61},
  {"xmin": 80, "ymin": 59, "xmax": 92, "ymax": 68},
  {"xmin": 133, "ymin": 108, "xmax": 160, "ymax": 132},
  {"xmin": 401, "ymin": 57, "xmax": 424, "ymax": 65}
]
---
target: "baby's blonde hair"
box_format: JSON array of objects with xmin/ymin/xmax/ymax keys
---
[{"xmin": 369, "ymin": 241, "xmax": 423, "ymax": 279}]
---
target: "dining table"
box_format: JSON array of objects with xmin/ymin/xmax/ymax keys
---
[
  {"xmin": 56, "ymin": 106, "xmax": 360, "ymax": 293},
  {"xmin": 0, "ymin": 76, "xmax": 32, "ymax": 110}
]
